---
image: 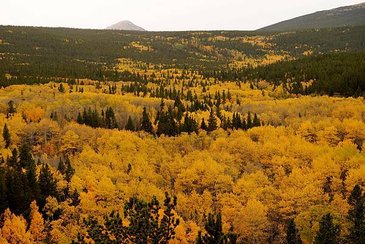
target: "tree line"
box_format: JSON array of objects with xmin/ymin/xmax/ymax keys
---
[
  {"xmin": 203, "ymin": 52, "xmax": 365, "ymax": 97},
  {"xmin": 72, "ymin": 101, "xmax": 262, "ymax": 136}
]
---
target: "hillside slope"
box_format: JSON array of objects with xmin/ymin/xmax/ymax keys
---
[{"xmin": 260, "ymin": 2, "xmax": 365, "ymax": 31}]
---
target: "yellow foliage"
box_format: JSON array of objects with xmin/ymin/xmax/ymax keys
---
[
  {"xmin": 1, "ymin": 80, "xmax": 365, "ymax": 242},
  {"xmin": 1, "ymin": 209, "xmax": 33, "ymax": 244},
  {"xmin": 29, "ymin": 201, "xmax": 46, "ymax": 243},
  {"xmin": 234, "ymin": 199, "xmax": 269, "ymax": 243}
]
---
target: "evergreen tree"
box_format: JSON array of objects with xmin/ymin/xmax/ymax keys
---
[
  {"xmin": 70, "ymin": 188, "xmax": 81, "ymax": 207},
  {"xmin": 38, "ymin": 163, "xmax": 58, "ymax": 208},
  {"xmin": 125, "ymin": 116, "xmax": 135, "ymax": 131},
  {"xmin": 347, "ymin": 185, "xmax": 365, "ymax": 244},
  {"xmin": 64, "ymin": 157, "xmax": 75, "ymax": 183},
  {"xmin": 196, "ymin": 213, "xmax": 237, "ymax": 244},
  {"xmin": 207, "ymin": 109, "xmax": 217, "ymax": 132},
  {"xmin": 246, "ymin": 112, "xmax": 253, "ymax": 129},
  {"xmin": 253, "ymin": 113, "xmax": 261, "ymax": 127},
  {"xmin": 6, "ymin": 100, "xmax": 16, "ymax": 118},
  {"xmin": 157, "ymin": 106, "xmax": 179, "ymax": 137},
  {"xmin": 27, "ymin": 159, "xmax": 39, "ymax": 200},
  {"xmin": 201, "ymin": 118, "xmax": 208, "ymax": 131},
  {"xmin": 8, "ymin": 148, "xmax": 18, "ymax": 168},
  {"xmin": 76, "ymin": 112, "xmax": 83, "ymax": 124},
  {"xmin": 105, "ymin": 107, "xmax": 118, "ymax": 129},
  {"xmin": 181, "ymin": 113, "xmax": 198, "ymax": 134},
  {"xmin": 2, "ymin": 123, "xmax": 11, "ymax": 148},
  {"xmin": 58, "ymin": 83, "xmax": 65, "ymax": 93},
  {"xmin": 232, "ymin": 113, "xmax": 242, "ymax": 130},
  {"xmin": 82, "ymin": 108, "xmax": 88, "ymax": 125},
  {"xmin": 286, "ymin": 219, "xmax": 302, "ymax": 244},
  {"xmin": 19, "ymin": 143, "xmax": 33, "ymax": 168},
  {"xmin": 58, "ymin": 158, "xmax": 66, "ymax": 174},
  {"xmin": 174, "ymin": 95, "xmax": 185, "ymax": 117},
  {"xmin": 6, "ymin": 169, "xmax": 29, "ymax": 214},
  {"xmin": 140, "ymin": 107, "xmax": 154, "ymax": 134},
  {"xmin": 76, "ymin": 193, "xmax": 179, "ymax": 244},
  {"xmin": 0, "ymin": 168, "xmax": 8, "ymax": 212},
  {"xmin": 314, "ymin": 213, "xmax": 340, "ymax": 244},
  {"xmin": 216, "ymin": 105, "xmax": 222, "ymax": 120}
]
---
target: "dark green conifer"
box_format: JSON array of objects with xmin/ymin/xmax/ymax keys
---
[
  {"xmin": 314, "ymin": 213, "xmax": 340, "ymax": 244},
  {"xmin": 38, "ymin": 163, "xmax": 58, "ymax": 208},
  {"xmin": 2, "ymin": 123, "xmax": 11, "ymax": 148},
  {"xmin": 196, "ymin": 213, "xmax": 237, "ymax": 244},
  {"xmin": 207, "ymin": 109, "xmax": 217, "ymax": 132},
  {"xmin": 286, "ymin": 219, "xmax": 302, "ymax": 244},
  {"xmin": 201, "ymin": 118, "xmax": 208, "ymax": 131},
  {"xmin": 140, "ymin": 107, "xmax": 154, "ymax": 134},
  {"xmin": 347, "ymin": 185, "xmax": 365, "ymax": 244},
  {"xmin": 125, "ymin": 116, "xmax": 135, "ymax": 131}
]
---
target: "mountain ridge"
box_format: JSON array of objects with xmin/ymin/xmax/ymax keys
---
[{"xmin": 259, "ymin": 2, "xmax": 365, "ymax": 32}]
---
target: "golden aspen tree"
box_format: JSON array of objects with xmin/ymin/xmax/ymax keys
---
[
  {"xmin": 1, "ymin": 209, "xmax": 33, "ymax": 244},
  {"xmin": 29, "ymin": 201, "xmax": 46, "ymax": 243}
]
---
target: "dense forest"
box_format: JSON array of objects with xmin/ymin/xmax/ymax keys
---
[
  {"xmin": 204, "ymin": 52, "xmax": 365, "ymax": 97},
  {"xmin": 0, "ymin": 25, "xmax": 365, "ymax": 96},
  {"xmin": 0, "ymin": 23, "xmax": 365, "ymax": 243}
]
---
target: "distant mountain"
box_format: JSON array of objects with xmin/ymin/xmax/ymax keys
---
[
  {"xmin": 259, "ymin": 2, "xmax": 365, "ymax": 32},
  {"xmin": 106, "ymin": 20, "xmax": 146, "ymax": 31}
]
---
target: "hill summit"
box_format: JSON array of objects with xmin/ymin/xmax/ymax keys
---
[{"xmin": 106, "ymin": 20, "xmax": 146, "ymax": 31}]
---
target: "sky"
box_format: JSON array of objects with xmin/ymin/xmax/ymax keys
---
[{"xmin": 1, "ymin": 0, "xmax": 364, "ymax": 31}]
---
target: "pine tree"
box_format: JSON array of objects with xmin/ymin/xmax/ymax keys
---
[
  {"xmin": 6, "ymin": 100, "xmax": 16, "ymax": 118},
  {"xmin": 207, "ymin": 109, "xmax": 217, "ymax": 132},
  {"xmin": 201, "ymin": 118, "xmax": 208, "ymax": 131},
  {"xmin": 19, "ymin": 143, "xmax": 33, "ymax": 168},
  {"xmin": 27, "ymin": 159, "xmax": 39, "ymax": 200},
  {"xmin": 64, "ymin": 157, "xmax": 75, "ymax": 183},
  {"xmin": 314, "ymin": 213, "xmax": 340, "ymax": 244},
  {"xmin": 82, "ymin": 108, "xmax": 88, "ymax": 125},
  {"xmin": 2, "ymin": 123, "xmax": 11, "ymax": 148},
  {"xmin": 232, "ymin": 113, "xmax": 242, "ymax": 130},
  {"xmin": 125, "ymin": 116, "xmax": 135, "ymax": 131},
  {"xmin": 58, "ymin": 158, "xmax": 66, "ymax": 174},
  {"xmin": 38, "ymin": 163, "xmax": 58, "ymax": 208},
  {"xmin": 76, "ymin": 112, "xmax": 83, "ymax": 124},
  {"xmin": 140, "ymin": 107, "xmax": 153, "ymax": 134},
  {"xmin": 70, "ymin": 188, "xmax": 81, "ymax": 206},
  {"xmin": 105, "ymin": 107, "xmax": 118, "ymax": 129},
  {"xmin": 286, "ymin": 219, "xmax": 302, "ymax": 244},
  {"xmin": 246, "ymin": 112, "xmax": 253, "ymax": 129},
  {"xmin": 58, "ymin": 83, "xmax": 65, "ymax": 93},
  {"xmin": 8, "ymin": 148, "xmax": 18, "ymax": 168},
  {"xmin": 253, "ymin": 113, "xmax": 261, "ymax": 127},
  {"xmin": 158, "ymin": 192, "xmax": 180, "ymax": 243},
  {"xmin": 347, "ymin": 185, "xmax": 365, "ymax": 244},
  {"xmin": 181, "ymin": 114, "xmax": 198, "ymax": 134},
  {"xmin": 216, "ymin": 105, "xmax": 222, "ymax": 120},
  {"xmin": 76, "ymin": 193, "xmax": 179, "ymax": 243},
  {"xmin": 157, "ymin": 106, "xmax": 178, "ymax": 137},
  {"xmin": 0, "ymin": 168, "xmax": 8, "ymax": 212},
  {"xmin": 196, "ymin": 213, "xmax": 237, "ymax": 244},
  {"xmin": 6, "ymin": 169, "xmax": 29, "ymax": 214}
]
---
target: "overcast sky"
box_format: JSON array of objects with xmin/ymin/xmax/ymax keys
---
[{"xmin": 1, "ymin": 0, "xmax": 364, "ymax": 31}]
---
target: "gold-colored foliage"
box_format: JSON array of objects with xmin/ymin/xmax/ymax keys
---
[{"xmin": 1, "ymin": 79, "xmax": 365, "ymax": 243}]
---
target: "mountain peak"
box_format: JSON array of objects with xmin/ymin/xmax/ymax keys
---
[{"xmin": 106, "ymin": 20, "xmax": 146, "ymax": 31}]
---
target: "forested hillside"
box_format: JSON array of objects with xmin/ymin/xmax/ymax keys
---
[
  {"xmin": 0, "ymin": 23, "xmax": 365, "ymax": 243},
  {"xmin": 260, "ymin": 2, "xmax": 365, "ymax": 32}
]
